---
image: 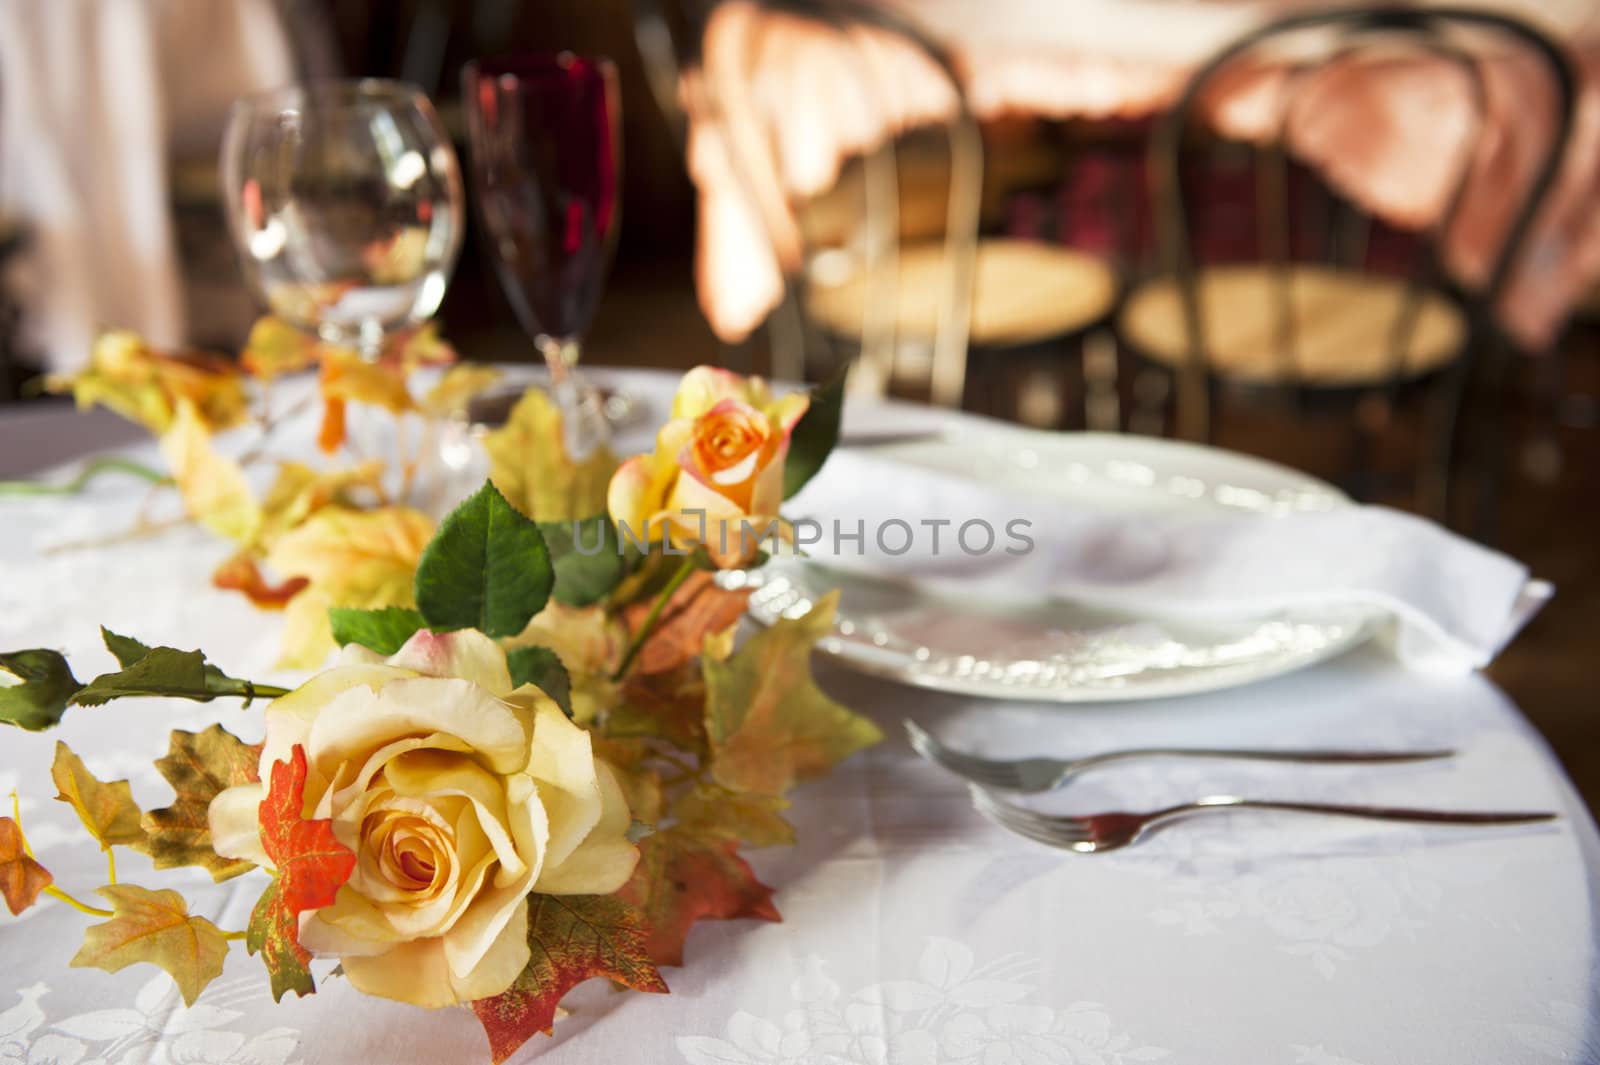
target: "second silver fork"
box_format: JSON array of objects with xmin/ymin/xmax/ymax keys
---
[{"xmin": 906, "ymin": 720, "xmax": 1454, "ymax": 794}]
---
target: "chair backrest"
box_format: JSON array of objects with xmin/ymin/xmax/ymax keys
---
[
  {"xmin": 640, "ymin": 0, "xmax": 983, "ymax": 406},
  {"xmin": 1149, "ymin": 6, "xmax": 1577, "ymax": 440}
]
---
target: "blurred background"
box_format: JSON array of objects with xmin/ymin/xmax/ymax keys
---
[{"xmin": 1, "ymin": 0, "xmax": 1598, "ymax": 804}]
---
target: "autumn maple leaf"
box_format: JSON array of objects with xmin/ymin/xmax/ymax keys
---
[
  {"xmin": 621, "ymin": 570, "xmax": 751, "ymax": 676},
  {"xmin": 0, "ymin": 817, "xmax": 52, "ymax": 915},
  {"xmin": 246, "ymin": 745, "xmax": 357, "ymax": 1000},
  {"xmin": 470, "ymin": 893, "xmax": 668, "ymax": 1064},
  {"xmin": 618, "ymin": 826, "xmax": 781, "ymax": 967}
]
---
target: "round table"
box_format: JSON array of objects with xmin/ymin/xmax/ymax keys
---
[{"xmin": 1, "ymin": 368, "xmax": 1596, "ymax": 1064}]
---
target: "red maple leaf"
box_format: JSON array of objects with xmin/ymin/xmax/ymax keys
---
[
  {"xmin": 246, "ymin": 745, "xmax": 356, "ymax": 1000},
  {"xmin": 470, "ymin": 893, "xmax": 668, "ymax": 1064},
  {"xmin": 618, "ymin": 826, "xmax": 781, "ymax": 967}
]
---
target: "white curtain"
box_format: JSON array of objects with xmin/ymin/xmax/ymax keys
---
[{"xmin": 0, "ymin": 0, "xmax": 296, "ymax": 373}]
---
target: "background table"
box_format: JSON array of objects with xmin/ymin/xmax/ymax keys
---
[{"xmin": 1, "ymin": 368, "xmax": 1597, "ymax": 1064}]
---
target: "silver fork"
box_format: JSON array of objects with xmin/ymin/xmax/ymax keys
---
[
  {"xmin": 906, "ymin": 720, "xmax": 1454, "ymax": 794},
  {"xmin": 971, "ymin": 787, "xmax": 1558, "ymax": 853}
]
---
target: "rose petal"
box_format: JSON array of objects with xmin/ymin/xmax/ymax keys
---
[
  {"xmin": 672, "ymin": 365, "xmax": 753, "ymax": 419},
  {"xmin": 607, "ymin": 454, "xmax": 657, "ymax": 535},
  {"xmin": 441, "ymin": 775, "xmax": 546, "ymax": 978},
  {"xmin": 386, "ymin": 629, "xmax": 512, "ymax": 696},
  {"xmin": 532, "ymin": 760, "xmax": 639, "ymax": 895},
  {"xmin": 206, "ymin": 783, "xmax": 268, "ymax": 865},
  {"xmin": 525, "ymin": 705, "xmax": 604, "ymax": 872},
  {"xmin": 307, "ymin": 677, "xmax": 533, "ymax": 777},
  {"xmin": 260, "ymin": 664, "xmax": 415, "ymax": 774}
]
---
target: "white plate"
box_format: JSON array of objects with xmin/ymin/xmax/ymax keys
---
[{"xmin": 738, "ymin": 428, "xmax": 1384, "ymax": 702}]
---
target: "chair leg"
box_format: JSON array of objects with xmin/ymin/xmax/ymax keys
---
[{"xmin": 1421, "ymin": 362, "xmax": 1470, "ymax": 527}]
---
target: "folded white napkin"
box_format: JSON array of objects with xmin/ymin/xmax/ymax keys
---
[{"xmin": 788, "ymin": 448, "xmax": 1549, "ymax": 672}]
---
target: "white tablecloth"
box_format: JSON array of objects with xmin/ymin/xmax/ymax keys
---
[{"xmin": 1, "ymin": 368, "xmax": 1597, "ymax": 1065}]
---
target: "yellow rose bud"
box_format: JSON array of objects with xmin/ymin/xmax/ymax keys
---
[{"xmin": 608, "ymin": 366, "xmax": 808, "ymax": 567}]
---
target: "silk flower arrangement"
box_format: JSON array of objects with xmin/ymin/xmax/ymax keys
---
[{"xmin": 0, "ymin": 347, "xmax": 876, "ymax": 1064}]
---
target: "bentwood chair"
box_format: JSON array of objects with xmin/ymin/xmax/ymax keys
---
[
  {"xmin": 1116, "ymin": 7, "xmax": 1575, "ymax": 528},
  {"xmin": 637, "ymin": 0, "xmax": 984, "ymax": 406},
  {"xmin": 637, "ymin": 0, "xmax": 1124, "ymax": 413}
]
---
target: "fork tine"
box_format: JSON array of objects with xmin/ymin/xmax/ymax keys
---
[
  {"xmin": 969, "ymin": 786, "xmax": 1092, "ymax": 846},
  {"xmin": 904, "ymin": 721, "xmax": 1028, "ymax": 789}
]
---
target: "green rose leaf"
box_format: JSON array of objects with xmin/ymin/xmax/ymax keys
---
[
  {"xmin": 414, "ymin": 481, "xmax": 554, "ymax": 639},
  {"xmin": 540, "ymin": 514, "xmax": 625, "ymax": 607},
  {"xmin": 0, "ymin": 650, "xmax": 84, "ymax": 731},
  {"xmin": 782, "ymin": 370, "xmax": 845, "ymax": 500},
  {"xmin": 506, "ymin": 646, "xmax": 574, "ymax": 719},
  {"xmin": 327, "ymin": 607, "xmax": 426, "ymax": 655},
  {"xmin": 100, "ymin": 627, "xmax": 153, "ymax": 668},
  {"xmin": 74, "ymin": 647, "xmax": 287, "ymax": 707}
]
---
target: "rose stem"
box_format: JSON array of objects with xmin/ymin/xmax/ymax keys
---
[
  {"xmin": 11, "ymin": 794, "xmax": 114, "ymax": 918},
  {"xmin": 0, "ymin": 457, "xmax": 169, "ymax": 496},
  {"xmin": 611, "ymin": 554, "xmax": 698, "ymax": 681}
]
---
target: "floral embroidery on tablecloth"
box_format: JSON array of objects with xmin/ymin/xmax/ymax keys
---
[
  {"xmin": 677, "ymin": 937, "xmax": 1170, "ymax": 1065},
  {"xmin": 0, "ymin": 975, "xmax": 302, "ymax": 1065}
]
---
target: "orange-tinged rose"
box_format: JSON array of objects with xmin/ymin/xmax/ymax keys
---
[{"xmin": 609, "ymin": 367, "xmax": 807, "ymax": 567}]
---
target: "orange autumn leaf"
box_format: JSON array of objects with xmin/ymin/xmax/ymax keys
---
[
  {"xmin": 610, "ymin": 665, "xmax": 709, "ymax": 753},
  {"xmin": 0, "ymin": 817, "xmax": 52, "ymax": 915},
  {"xmin": 621, "ymin": 571, "xmax": 752, "ymax": 676},
  {"xmin": 617, "ymin": 826, "xmax": 780, "ymax": 967},
  {"xmin": 246, "ymin": 745, "xmax": 357, "ymax": 1001},
  {"xmin": 211, "ymin": 555, "xmax": 309, "ymax": 610},
  {"xmin": 317, "ymin": 396, "xmax": 347, "ymax": 454},
  {"xmin": 316, "ymin": 350, "xmax": 413, "ymax": 455},
  {"xmin": 49, "ymin": 332, "xmax": 247, "ymax": 435},
  {"xmin": 470, "ymin": 894, "xmax": 668, "ymax": 1064}
]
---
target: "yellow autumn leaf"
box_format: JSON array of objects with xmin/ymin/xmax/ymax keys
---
[
  {"xmin": 51, "ymin": 742, "xmax": 145, "ymax": 851},
  {"xmin": 159, "ymin": 399, "xmax": 262, "ymax": 543},
  {"xmin": 320, "ymin": 350, "xmax": 414, "ymax": 413},
  {"xmin": 139, "ymin": 724, "xmax": 261, "ymax": 881},
  {"xmin": 484, "ymin": 387, "xmax": 618, "ymax": 521},
  {"xmin": 420, "ymin": 364, "xmax": 503, "ymax": 419},
  {"xmin": 258, "ymin": 460, "xmax": 387, "ymax": 546},
  {"xmin": 71, "ymin": 884, "xmax": 230, "ymax": 1006},
  {"xmin": 388, "ymin": 320, "xmax": 459, "ymax": 370},
  {"xmin": 50, "ymin": 332, "xmax": 248, "ymax": 435},
  {"xmin": 240, "ymin": 316, "xmax": 320, "ymax": 379},
  {"xmin": 703, "ymin": 591, "xmax": 882, "ymax": 796},
  {"xmin": 266, "ymin": 505, "xmax": 433, "ymax": 668}
]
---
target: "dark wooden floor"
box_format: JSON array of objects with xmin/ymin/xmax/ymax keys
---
[{"xmin": 530, "ymin": 255, "xmax": 1600, "ymax": 813}]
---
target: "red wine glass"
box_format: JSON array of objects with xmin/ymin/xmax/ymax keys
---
[{"xmin": 462, "ymin": 52, "xmax": 622, "ymax": 457}]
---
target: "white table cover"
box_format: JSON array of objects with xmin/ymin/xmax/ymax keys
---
[{"xmin": 1, "ymin": 368, "xmax": 1597, "ymax": 1065}]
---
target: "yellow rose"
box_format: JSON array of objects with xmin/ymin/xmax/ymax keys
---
[
  {"xmin": 608, "ymin": 366, "xmax": 808, "ymax": 568},
  {"xmin": 207, "ymin": 629, "xmax": 637, "ymax": 1008}
]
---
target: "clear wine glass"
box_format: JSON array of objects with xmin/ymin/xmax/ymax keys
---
[
  {"xmin": 462, "ymin": 53, "xmax": 622, "ymax": 459},
  {"xmin": 221, "ymin": 79, "xmax": 465, "ymax": 359}
]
